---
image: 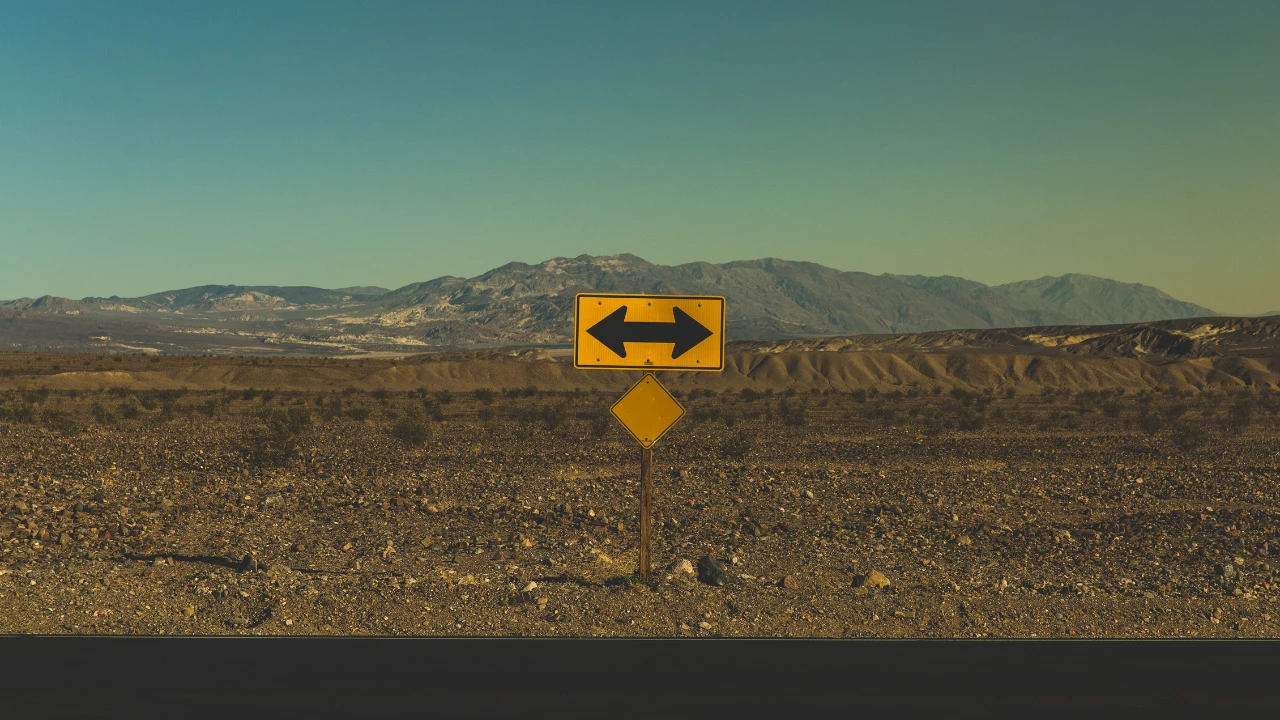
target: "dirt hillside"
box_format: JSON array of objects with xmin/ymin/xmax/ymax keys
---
[{"xmin": 2, "ymin": 351, "xmax": 1278, "ymax": 394}]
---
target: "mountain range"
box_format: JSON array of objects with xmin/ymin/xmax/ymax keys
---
[{"xmin": 0, "ymin": 254, "xmax": 1223, "ymax": 355}]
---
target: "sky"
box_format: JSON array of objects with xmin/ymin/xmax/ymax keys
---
[{"xmin": 1, "ymin": 1, "xmax": 1277, "ymax": 314}]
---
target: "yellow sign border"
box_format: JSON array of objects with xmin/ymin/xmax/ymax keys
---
[{"xmin": 573, "ymin": 292, "xmax": 726, "ymax": 371}]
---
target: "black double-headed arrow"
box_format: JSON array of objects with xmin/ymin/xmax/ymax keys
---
[{"xmin": 586, "ymin": 306, "xmax": 713, "ymax": 359}]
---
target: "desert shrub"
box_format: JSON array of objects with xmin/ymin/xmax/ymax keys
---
[
  {"xmin": 784, "ymin": 387, "xmax": 797, "ymax": 398},
  {"xmin": 278, "ymin": 407, "xmax": 312, "ymax": 434},
  {"xmin": 1101, "ymin": 400, "xmax": 1123, "ymax": 419},
  {"xmin": 260, "ymin": 390, "xmax": 276, "ymax": 403},
  {"xmin": 954, "ymin": 408, "xmax": 987, "ymax": 431},
  {"xmin": 422, "ymin": 398, "xmax": 444, "ymax": 422},
  {"xmin": 43, "ymin": 409, "xmax": 80, "ymax": 435},
  {"xmin": 690, "ymin": 407, "xmax": 718, "ymax": 423},
  {"xmin": 739, "ymin": 388, "xmax": 765, "ymax": 402},
  {"xmin": 346, "ymin": 405, "xmax": 372, "ymax": 422},
  {"xmin": 150, "ymin": 356, "xmax": 161, "ymax": 363},
  {"xmin": 434, "ymin": 390, "xmax": 453, "ymax": 405},
  {"xmin": 238, "ymin": 407, "xmax": 311, "ymax": 468},
  {"xmin": 719, "ymin": 429, "xmax": 755, "ymax": 460},
  {"xmin": 319, "ymin": 394, "xmax": 344, "ymax": 421},
  {"xmin": 1135, "ymin": 410, "xmax": 1163, "ymax": 435},
  {"xmin": 1073, "ymin": 391, "xmax": 1102, "ymax": 412},
  {"xmin": 850, "ymin": 389, "xmax": 868, "ymax": 403},
  {"xmin": 1170, "ymin": 422, "xmax": 1210, "ymax": 452},
  {"xmin": 478, "ymin": 407, "xmax": 496, "ymax": 423},
  {"xmin": 158, "ymin": 389, "xmax": 186, "ymax": 402},
  {"xmin": 390, "ymin": 413, "xmax": 431, "ymax": 447},
  {"xmin": 23, "ymin": 386, "xmax": 51, "ymax": 404},
  {"xmin": 159, "ymin": 401, "xmax": 177, "ymax": 422},
  {"xmin": 138, "ymin": 392, "xmax": 159, "ymax": 410},
  {"xmin": 474, "ymin": 389, "xmax": 496, "ymax": 405},
  {"xmin": 371, "ymin": 389, "xmax": 390, "ymax": 402},
  {"xmin": 1163, "ymin": 403, "xmax": 1189, "ymax": 421},
  {"xmin": 198, "ymin": 399, "xmax": 219, "ymax": 418},
  {"xmin": 776, "ymin": 400, "xmax": 806, "ymax": 427},
  {"xmin": 588, "ymin": 412, "xmax": 610, "ymax": 439},
  {"xmin": 537, "ymin": 404, "xmax": 568, "ymax": 431},
  {"xmin": 118, "ymin": 398, "xmax": 142, "ymax": 420},
  {"xmin": 951, "ymin": 388, "xmax": 974, "ymax": 405},
  {"xmin": 10, "ymin": 402, "xmax": 37, "ymax": 424},
  {"xmin": 1222, "ymin": 397, "xmax": 1255, "ymax": 434}
]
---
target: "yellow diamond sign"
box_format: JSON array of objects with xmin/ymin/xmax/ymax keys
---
[{"xmin": 610, "ymin": 373, "xmax": 685, "ymax": 448}]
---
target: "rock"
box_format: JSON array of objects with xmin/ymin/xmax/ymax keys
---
[
  {"xmin": 239, "ymin": 554, "xmax": 259, "ymax": 573},
  {"xmin": 1216, "ymin": 563, "xmax": 1236, "ymax": 580},
  {"xmin": 521, "ymin": 581, "xmax": 538, "ymax": 593},
  {"xmin": 73, "ymin": 502, "xmax": 84, "ymax": 513},
  {"xmin": 595, "ymin": 553, "xmax": 612, "ymax": 565},
  {"xmin": 183, "ymin": 606, "xmax": 196, "ymax": 617},
  {"xmin": 698, "ymin": 621, "xmax": 713, "ymax": 630},
  {"xmin": 1053, "ymin": 529, "xmax": 1073, "ymax": 544},
  {"xmin": 228, "ymin": 616, "xmax": 249, "ymax": 627},
  {"xmin": 697, "ymin": 556, "xmax": 728, "ymax": 587},
  {"xmin": 14, "ymin": 501, "xmax": 29, "ymax": 513},
  {"xmin": 780, "ymin": 575, "xmax": 799, "ymax": 589},
  {"xmin": 803, "ymin": 490, "xmax": 814, "ymax": 499},
  {"xmin": 957, "ymin": 535, "xmax": 972, "ymax": 546},
  {"xmin": 852, "ymin": 569, "xmax": 890, "ymax": 589},
  {"xmin": 670, "ymin": 559, "xmax": 694, "ymax": 575}
]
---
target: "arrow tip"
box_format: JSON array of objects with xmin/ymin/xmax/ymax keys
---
[
  {"xmin": 670, "ymin": 306, "xmax": 714, "ymax": 359},
  {"xmin": 586, "ymin": 305, "xmax": 629, "ymax": 358}
]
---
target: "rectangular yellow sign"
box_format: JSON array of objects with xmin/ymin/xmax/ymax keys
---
[{"xmin": 574, "ymin": 293, "xmax": 725, "ymax": 371}]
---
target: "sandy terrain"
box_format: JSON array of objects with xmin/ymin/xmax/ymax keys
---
[{"xmin": 1, "ymin": 354, "xmax": 1278, "ymax": 637}]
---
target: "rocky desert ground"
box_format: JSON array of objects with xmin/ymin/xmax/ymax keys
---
[{"xmin": 1, "ymin": 351, "xmax": 1279, "ymax": 637}]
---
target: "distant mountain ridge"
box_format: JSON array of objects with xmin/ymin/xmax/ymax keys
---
[{"xmin": 0, "ymin": 254, "xmax": 1223, "ymax": 355}]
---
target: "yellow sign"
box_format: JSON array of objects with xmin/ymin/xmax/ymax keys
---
[
  {"xmin": 574, "ymin": 293, "xmax": 725, "ymax": 371},
  {"xmin": 610, "ymin": 373, "xmax": 685, "ymax": 448}
]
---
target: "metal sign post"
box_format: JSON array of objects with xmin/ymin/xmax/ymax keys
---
[{"xmin": 640, "ymin": 446, "xmax": 653, "ymax": 579}]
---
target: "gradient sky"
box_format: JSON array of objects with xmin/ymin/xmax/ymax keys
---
[{"xmin": 1, "ymin": 1, "xmax": 1277, "ymax": 313}]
